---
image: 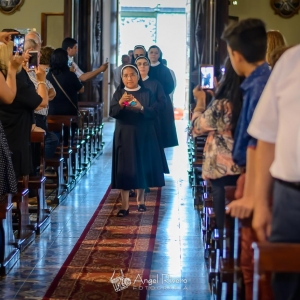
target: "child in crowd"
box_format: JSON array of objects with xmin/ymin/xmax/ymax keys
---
[{"xmin": 222, "ymin": 18, "xmax": 272, "ymax": 300}]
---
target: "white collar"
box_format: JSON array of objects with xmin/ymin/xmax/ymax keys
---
[
  {"xmin": 124, "ymin": 85, "xmax": 141, "ymax": 91},
  {"xmin": 142, "ymin": 76, "xmax": 149, "ymax": 81},
  {"xmin": 151, "ymin": 61, "xmax": 160, "ymax": 67}
]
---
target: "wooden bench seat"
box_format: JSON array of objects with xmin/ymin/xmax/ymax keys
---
[
  {"xmin": 28, "ymin": 131, "xmax": 50, "ymax": 234},
  {"xmin": 0, "ymin": 194, "xmax": 20, "ymax": 276},
  {"xmin": 13, "ymin": 177, "xmax": 36, "ymax": 252},
  {"xmin": 45, "ymin": 121, "xmax": 67, "ymax": 204},
  {"xmin": 252, "ymin": 242, "xmax": 300, "ymax": 300}
]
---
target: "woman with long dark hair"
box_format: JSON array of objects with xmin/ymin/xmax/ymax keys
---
[
  {"xmin": 148, "ymin": 45, "xmax": 178, "ymax": 148},
  {"xmin": 192, "ymin": 58, "xmax": 244, "ymax": 254},
  {"xmin": 110, "ymin": 65, "xmax": 165, "ymax": 216},
  {"xmin": 47, "ymin": 48, "xmax": 84, "ymax": 116}
]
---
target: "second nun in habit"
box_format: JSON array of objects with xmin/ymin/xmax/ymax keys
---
[
  {"xmin": 135, "ymin": 55, "xmax": 169, "ymax": 174},
  {"xmin": 148, "ymin": 45, "xmax": 178, "ymax": 148},
  {"xmin": 110, "ymin": 65, "xmax": 166, "ymax": 217}
]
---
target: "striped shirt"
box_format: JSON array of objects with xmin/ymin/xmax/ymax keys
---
[{"xmin": 27, "ymin": 71, "xmax": 54, "ymax": 116}]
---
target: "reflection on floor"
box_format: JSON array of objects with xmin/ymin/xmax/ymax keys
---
[{"xmin": 0, "ymin": 120, "xmax": 210, "ymax": 299}]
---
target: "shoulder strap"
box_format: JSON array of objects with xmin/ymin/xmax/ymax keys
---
[{"xmin": 51, "ymin": 72, "xmax": 80, "ymax": 114}]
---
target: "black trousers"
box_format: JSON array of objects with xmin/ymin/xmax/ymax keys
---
[
  {"xmin": 210, "ymin": 175, "xmax": 239, "ymax": 230},
  {"xmin": 269, "ymin": 180, "xmax": 300, "ymax": 300},
  {"xmin": 210, "ymin": 175, "xmax": 239, "ymax": 256}
]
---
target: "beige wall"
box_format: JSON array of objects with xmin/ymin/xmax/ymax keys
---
[
  {"xmin": 229, "ymin": 2, "xmax": 300, "ymax": 46},
  {"xmin": 0, "ymin": 0, "xmax": 63, "ymax": 35}
]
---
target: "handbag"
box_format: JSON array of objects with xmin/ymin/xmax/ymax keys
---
[{"xmin": 51, "ymin": 72, "xmax": 83, "ymax": 128}]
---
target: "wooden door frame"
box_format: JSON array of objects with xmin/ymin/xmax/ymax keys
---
[{"xmin": 41, "ymin": 12, "xmax": 64, "ymax": 47}]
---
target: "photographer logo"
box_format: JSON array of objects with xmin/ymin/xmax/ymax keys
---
[{"xmin": 110, "ymin": 269, "xmax": 131, "ymax": 292}]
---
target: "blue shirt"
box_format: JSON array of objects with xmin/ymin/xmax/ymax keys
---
[{"xmin": 232, "ymin": 63, "xmax": 271, "ymax": 167}]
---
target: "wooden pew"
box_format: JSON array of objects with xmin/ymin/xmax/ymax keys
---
[
  {"xmin": 14, "ymin": 176, "xmax": 36, "ymax": 251},
  {"xmin": 28, "ymin": 131, "xmax": 50, "ymax": 234},
  {"xmin": 252, "ymin": 242, "xmax": 300, "ymax": 300},
  {"xmin": 75, "ymin": 110, "xmax": 92, "ymax": 170},
  {"xmin": 47, "ymin": 115, "xmax": 76, "ymax": 192},
  {"xmin": 45, "ymin": 122, "xmax": 67, "ymax": 204},
  {"xmin": 78, "ymin": 101, "xmax": 104, "ymax": 154},
  {"xmin": 79, "ymin": 106, "xmax": 98, "ymax": 157},
  {"xmin": 0, "ymin": 194, "xmax": 20, "ymax": 275}
]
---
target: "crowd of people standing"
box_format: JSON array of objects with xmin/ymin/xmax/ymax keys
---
[{"xmin": 192, "ymin": 18, "xmax": 299, "ymax": 300}]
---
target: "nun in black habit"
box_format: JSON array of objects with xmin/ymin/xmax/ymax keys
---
[
  {"xmin": 110, "ymin": 65, "xmax": 166, "ymax": 217},
  {"xmin": 148, "ymin": 45, "xmax": 178, "ymax": 148},
  {"xmin": 135, "ymin": 55, "xmax": 170, "ymax": 174},
  {"xmin": 131, "ymin": 44, "xmax": 147, "ymax": 64}
]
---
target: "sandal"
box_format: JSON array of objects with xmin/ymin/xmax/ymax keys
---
[
  {"xmin": 137, "ymin": 204, "xmax": 147, "ymax": 212},
  {"xmin": 117, "ymin": 208, "xmax": 129, "ymax": 217}
]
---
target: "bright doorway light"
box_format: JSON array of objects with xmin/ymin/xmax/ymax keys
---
[{"xmin": 118, "ymin": 0, "xmax": 190, "ymax": 118}]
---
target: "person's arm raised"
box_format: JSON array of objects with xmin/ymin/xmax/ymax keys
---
[
  {"xmin": 0, "ymin": 52, "xmax": 25, "ymax": 104},
  {"xmin": 34, "ymin": 66, "xmax": 48, "ymax": 110},
  {"xmin": 78, "ymin": 62, "xmax": 108, "ymax": 82},
  {"xmin": 0, "ymin": 31, "xmax": 18, "ymax": 44}
]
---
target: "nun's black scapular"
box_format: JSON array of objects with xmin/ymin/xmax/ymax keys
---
[
  {"xmin": 110, "ymin": 86, "xmax": 166, "ymax": 190},
  {"xmin": 142, "ymin": 77, "xmax": 170, "ymax": 173},
  {"xmin": 148, "ymin": 62, "xmax": 178, "ymax": 148}
]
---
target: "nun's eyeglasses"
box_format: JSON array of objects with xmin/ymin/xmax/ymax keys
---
[
  {"xmin": 122, "ymin": 73, "xmax": 137, "ymax": 78},
  {"xmin": 136, "ymin": 62, "xmax": 149, "ymax": 67}
]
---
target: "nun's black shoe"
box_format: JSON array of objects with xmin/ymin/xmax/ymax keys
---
[
  {"xmin": 117, "ymin": 208, "xmax": 129, "ymax": 217},
  {"xmin": 129, "ymin": 189, "xmax": 136, "ymax": 197},
  {"xmin": 138, "ymin": 204, "xmax": 147, "ymax": 212}
]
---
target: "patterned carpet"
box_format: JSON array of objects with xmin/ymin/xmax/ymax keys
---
[{"xmin": 43, "ymin": 187, "xmax": 161, "ymax": 300}]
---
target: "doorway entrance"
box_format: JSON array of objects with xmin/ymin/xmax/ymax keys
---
[{"xmin": 118, "ymin": 0, "xmax": 190, "ymax": 119}]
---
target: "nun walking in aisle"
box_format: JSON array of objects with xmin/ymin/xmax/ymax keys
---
[
  {"xmin": 148, "ymin": 45, "xmax": 178, "ymax": 148},
  {"xmin": 135, "ymin": 55, "xmax": 170, "ymax": 174},
  {"xmin": 110, "ymin": 65, "xmax": 165, "ymax": 217}
]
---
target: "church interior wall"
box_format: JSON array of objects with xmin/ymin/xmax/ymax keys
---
[{"xmin": 229, "ymin": 1, "xmax": 300, "ymax": 46}]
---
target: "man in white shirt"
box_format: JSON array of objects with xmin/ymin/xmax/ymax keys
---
[
  {"xmin": 62, "ymin": 37, "xmax": 108, "ymax": 82},
  {"xmin": 248, "ymin": 45, "xmax": 300, "ymax": 300},
  {"xmin": 113, "ymin": 54, "xmax": 130, "ymax": 89}
]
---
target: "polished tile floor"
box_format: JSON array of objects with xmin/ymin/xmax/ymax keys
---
[{"xmin": 0, "ymin": 120, "xmax": 210, "ymax": 299}]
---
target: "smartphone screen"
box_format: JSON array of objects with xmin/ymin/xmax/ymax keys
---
[
  {"xmin": 68, "ymin": 56, "xmax": 73, "ymax": 67},
  {"xmin": 200, "ymin": 65, "xmax": 214, "ymax": 89},
  {"xmin": 12, "ymin": 34, "xmax": 25, "ymax": 55},
  {"xmin": 28, "ymin": 51, "xmax": 38, "ymax": 70}
]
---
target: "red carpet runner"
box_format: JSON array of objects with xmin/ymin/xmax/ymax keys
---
[{"xmin": 43, "ymin": 187, "xmax": 161, "ymax": 300}]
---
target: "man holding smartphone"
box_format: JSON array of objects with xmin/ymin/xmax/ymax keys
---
[{"xmin": 62, "ymin": 37, "xmax": 108, "ymax": 82}]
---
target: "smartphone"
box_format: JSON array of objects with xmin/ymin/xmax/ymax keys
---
[
  {"xmin": 68, "ymin": 56, "xmax": 73, "ymax": 67},
  {"xmin": 28, "ymin": 51, "xmax": 39, "ymax": 70},
  {"xmin": 106, "ymin": 58, "xmax": 108, "ymax": 63},
  {"xmin": 200, "ymin": 64, "xmax": 214, "ymax": 89},
  {"xmin": 12, "ymin": 34, "xmax": 25, "ymax": 55}
]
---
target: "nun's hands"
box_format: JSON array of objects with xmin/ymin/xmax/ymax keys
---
[
  {"xmin": 130, "ymin": 98, "xmax": 143, "ymax": 110},
  {"xmin": 119, "ymin": 92, "xmax": 133, "ymax": 107}
]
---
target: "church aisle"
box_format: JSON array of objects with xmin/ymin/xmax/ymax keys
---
[
  {"xmin": 147, "ymin": 121, "xmax": 210, "ymax": 300},
  {"xmin": 0, "ymin": 120, "xmax": 210, "ymax": 299}
]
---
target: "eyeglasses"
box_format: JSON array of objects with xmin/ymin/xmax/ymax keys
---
[
  {"xmin": 136, "ymin": 62, "xmax": 149, "ymax": 67},
  {"xmin": 122, "ymin": 73, "xmax": 137, "ymax": 78}
]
